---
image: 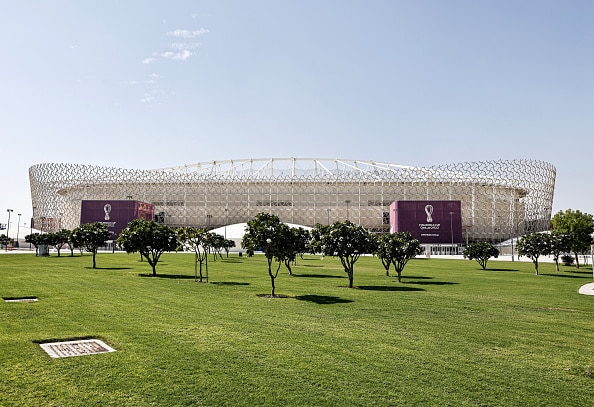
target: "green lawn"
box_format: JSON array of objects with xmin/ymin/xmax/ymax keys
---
[{"xmin": 1, "ymin": 252, "xmax": 594, "ymax": 406}]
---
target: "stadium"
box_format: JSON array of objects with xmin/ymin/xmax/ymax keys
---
[{"xmin": 29, "ymin": 158, "xmax": 556, "ymax": 245}]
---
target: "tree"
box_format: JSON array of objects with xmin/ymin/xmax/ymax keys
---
[
  {"xmin": 551, "ymin": 209, "xmax": 594, "ymax": 268},
  {"xmin": 242, "ymin": 212, "xmax": 293, "ymax": 297},
  {"xmin": 517, "ymin": 232, "xmax": 551, "ymax": 275},
  {"xmin": 222, "ymin": 238, "xmax": 236, "ymax": 258},
  {"xmin": 24, "ymin": 233, "xmax": 47, "ymax": 256},
  {"xmin": 463, "ymin": 241, "xmax": 499, "ymax": 270},
  {"xmin": 388, "ymin": 232, "xmax": 423, "ymax": 282},
  {"xmin": 0, "ymin": 234, "xmax": 11, "ymax": 250},
  {"xmin": 117, "ymin": 219, "xmax": 178, "ymax": 276},
  {"xmin": 294, "ymin": 227, "xmax": 311, "ymax": 261},
  {"xmin": 72, "ymin": 222, "xmax": 111, "ymax": 268},
  {"xmin": 549, "ymin": 231, "xmax": 572, "ymax": 272},
  {"xmin": 309, "ymin": 220, "xmax": 375, "ymax": 288},
  {"xmin": 45, "ymin": 229, "xmax": 71, "ymax": 257},
  {"xmin": 209, "ymin": 233, "xmax": 226, "ymax": 261},
  {"xmin": 278, "ymin": 226, "xmax": 310, "ymax": 275},
  {"xmin": 275, "ymin": 227, "xmax": 310, "ymax": 275},
  {"xmin": 374, "ymin": 233, "xmax": 394, "ymax": 277},
  {"xmin": 177, "ymin": 227, "xmax": 210, "ymax": 282}
]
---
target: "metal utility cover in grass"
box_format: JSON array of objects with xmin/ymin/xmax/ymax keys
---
[
  {"xmin": 3, "ymin": 297, "xmax": 38, "ymax": 303},
  {"xmin": 39, "ymin": 339, "xmax": 116, "ymax": 358}
]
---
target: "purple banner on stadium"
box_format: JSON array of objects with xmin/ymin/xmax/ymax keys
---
[
  {"xmin": 390, "ymin": 200, "xmax": 462, "ymax": 244},
  {"xmin": 80, "ymin": 200, "xmax": 154, "ymax": 238}
]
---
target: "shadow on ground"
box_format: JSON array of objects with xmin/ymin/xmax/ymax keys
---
[
  {"xmin": 541, "ymin": 273, "xmax": 591, "ymax": 279},
  {"xmin": 294, "ymin": 294, "xmax": 354, "ymax": 304},
  {"xmin": 355, "ymin": 285, "xmax": 425, "ymax": 292},
  {"xmin": 403, "ymin": 281, "xmax": 459, "ymax": 285}
]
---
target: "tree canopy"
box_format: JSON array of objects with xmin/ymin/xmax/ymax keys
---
[
  {"xmin": 242, "ymin": 212, "xmax": 294, "ymax": 297},
  {"xmin": 177, "ymin": 227, "xmax": 211, "ymax": 282},
  {"xmin": 517, "ymin": 232, "xmax": 551, "ymax": 275},
  {"xmin": 550, "ymin": 209, "xmax": 594, "ymax": 268},
  {"xmin": 463, "ymin": 241, "xmax": 499, "ymax": 270},
  {"xmin": 309, "ymin": 220, "xmax": 375, "ymax": 288},
  {"xmin": 388, "ymin": 232, "xmax": 423, "ymax": 282},
  {"xmin": 117, "ymin": 219, "xmax": 178, "ymax": 276},
  {"xmin": 72, "ymin": 222, "xmax": 111, "ymax": 268}
]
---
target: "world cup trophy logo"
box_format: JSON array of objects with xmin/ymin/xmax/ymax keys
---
[
  {"xmin": 104, "ymin": 204, "xmax": 112, "ymax": 221},
  {"xmin": 425, "ymin": 204, "xmax": 433, "ymax": 222}
]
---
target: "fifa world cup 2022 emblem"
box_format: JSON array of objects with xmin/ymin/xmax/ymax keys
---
[
  {"xmin": 425, "ymin": 205, "xmax": 433, "ymax": 222},
  {"xmin": 104, "ymin": 204, "xmax": 112, "ymax": 221}
]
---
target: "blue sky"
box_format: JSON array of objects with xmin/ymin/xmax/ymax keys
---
[{"xmin": 1, "ymin": 0, "xmax": 593, "ymax": 233}]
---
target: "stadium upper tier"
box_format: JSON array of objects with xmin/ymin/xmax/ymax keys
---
[{"xmin": 29, "ymin": 158, "xmax": 556, "ymax": 242}]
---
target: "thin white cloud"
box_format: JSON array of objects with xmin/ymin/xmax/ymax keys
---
[
  {"xmin": 169, "ymin": 42, "xmax": 202, "ymax": 51},
  {"xmin": 137, "ymin": 25, "xmax": 208, "ymax": 103},
  {"xmin": 141, "ymin": 94, "xmax": 155, "ymax": 103},
  {"xmin": 167, "ymin": 28, "xmax": 209, "ymax": 38},
  {"xmin": 157, "ymin": 50, "xmax": 193, "ymax": 61}
]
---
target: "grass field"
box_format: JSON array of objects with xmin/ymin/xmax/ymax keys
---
[{"xmin": 1, "ymin": 251, "xmax": 594, "ymax": 406}]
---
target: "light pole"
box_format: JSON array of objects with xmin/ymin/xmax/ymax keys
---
[
  {"xmin": 511, "ymin": 221, "xmax": 522, "ymax": 262},
  {"xmin": 16, "ymin": 213, "xmax": 21, "ymax": 248},
  {"xmin": 6, "ymin": 209, "xmax": 13, "ymax": 251},
  {"xmin": 224, "ymin": 208, "xmax": 228, "ymax": 239},
  {"xmin": 449, "ymin": 212, "xmax": 454, "ymax": 254},
  {"xmin": 206, "ymin": 214, "xmax": 212, "ymax": 229},
  {"xmin": 345, "ymin": 200, "xmax": 351, "ymax": 220}
]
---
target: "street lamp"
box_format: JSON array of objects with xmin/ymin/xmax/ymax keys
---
[
  {"xmin": 6, "ymin": 209, "xmax": 13, "ymax": 251},
  {"xmin": 449, "ymin": 212, "xmax": 454, "ymax": 254},
  {"xmin": 224, "ymin": 208, "xmax": 228, "ymax": 239},
  {"xmin": 16, "ymin": 213, "xmax": 21, "ymax": 248},
  {"xmin": 345, "ymin": 200, "xmax": 351, "ymax": 220},
  {"xmin": 206, "ymin": 214, "xmax": 212, "ymax": 229}
]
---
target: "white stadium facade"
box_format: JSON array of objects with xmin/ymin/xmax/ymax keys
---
[{"xmin": 29, "ymin": 158, "xmax": 556, "ymax": 244}]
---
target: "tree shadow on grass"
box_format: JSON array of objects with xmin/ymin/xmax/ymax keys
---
[
  {"xmin": 485, "ymin": 268, "xmax": 520, "ymax": 272},
  {"xmin": 541, "ymin": 273, "xmax": 591, "ymax": 279},
  {"xmin": 256, "ymin": 294, "xmax": 291, "ymax": 299},
  {"xmin": 86, "ymin": 267, "xmax": 132, "ymax": 270},
  {"xmin": 211, "ymin": 282, "xmax": 250, "ymax": 286},
  {"xmin": 402, "ymin": 275, "xmax": 434, "ymax": 280},
  {"xmin": 354, "ymin": 286, "xmax": 425, "ymax": 292},
  {"xmin": 220, "ymin": 258, "xmax": 244, "ymax": 263},
  {"xmin": 562, "ymin": 270, "xmax": 593, "ymax": 275},
  {"xmin": 138, "ymin": 273, "xmax": 195, "ymax": 279},
  {"xmin": 295, "ymin": 295, "xmax": 354, "ymax": 304},
  {"xmin": 292, "ymin": 273, "xmax": 346, "ymax": 279},
  {"xmin": 302, "ymin": 264, "xmax": 323, "ymax": 268},
  {"xmin": 403, "ymin": 281, "xmax": 459, "ymax": 286}
]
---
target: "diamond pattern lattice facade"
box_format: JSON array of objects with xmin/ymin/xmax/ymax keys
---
[{"xmin": 29, "ymin": 158, "xmax": 555, "ymax": 242}]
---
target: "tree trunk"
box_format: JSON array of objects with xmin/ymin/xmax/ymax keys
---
[
  {"xmin": 268, "ymin": 258, "xmax": 276, "ymax": 296},
  {"xmin": 92, "ymin": 250, "xmax": 97, "ymax": 268},
  {"xmin": 194, "ymin": 255, "xmax": 198, "ymax": 282},
  {"xmin": 348, "ymin": 266, "xmax": 354, "ymax": 288},
  {"xmin": 534, "ymin": 259, "xmax": 539, "ymax": 275},
  {"xmin": 574, "ymin": 251, "xmax": 580, "ymax": 268}
]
